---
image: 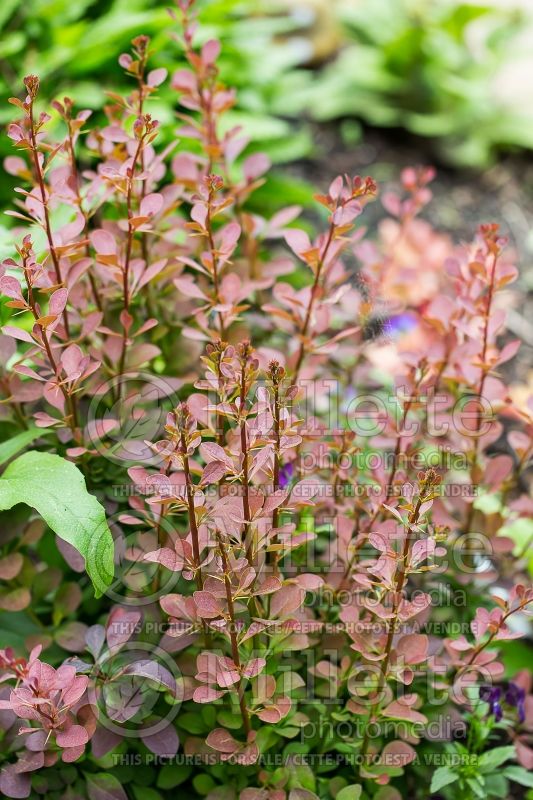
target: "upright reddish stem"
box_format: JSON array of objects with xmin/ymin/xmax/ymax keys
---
[
  {"xmin": 27, "ymin": 100, "xmax": 71, "ymax": 339},
  {"xmin": 364, "ymin": 367, "xmax": 426, "ymax": 535},
  {"xmin": 122, "ymin": 136, "xmax": 144, "ymax": 314},
  {"xmin": 240, "ymin": 359, "xmax": 252, "ymax": 561},
  {"xmin": 65, "ymin": 114, "xmax": 102, "ymax": 311},
  {"xmin": 22, "ymin": 255, "xmax": 79, "ymax": 436},
  {"xmin": 463, "ymin": 600, "xmax": 532, "ymax": 670},
  {"xmin": 462, "ymin": 251, "xmax": 498, "ymax": 564},
  {"xmin": 180, "ymin": 431, "xmax": 203, "ymax": 589},
  {"xmin": 270, "ymin": 377, "xmax": 282, "ymax": 573},
  {"xmin": 217, "ymin": 532, "xmax": 251, "ymax": 735},
  {"xmin": 359, "ymin": 488, "xmax": 425, "ymax": 769},
  {"xmin": 116, "ymin": 134, "xmax": 145, "ymax": 398},
  {"xmin": 293, "ymin": 219, "xmax": 336, "ymax": 382},
  {"xmin": 204, "ymin": 182, "xmax": 226, "ymax": 337}
]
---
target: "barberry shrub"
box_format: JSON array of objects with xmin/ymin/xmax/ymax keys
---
[{"xmin": 0, "ymin": 2, "xmax": 531, "ymax": 799}]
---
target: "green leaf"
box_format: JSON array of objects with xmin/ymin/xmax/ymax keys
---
[
  {"xmin": 498, "ymin": 517, "xmax": 533, "ymax": 575},
  {"xmin": 504, "ymin": 766, "xmax": 533, "ymax": 788},
  {"xmin": 0, "ymin": 451, "xmax": 113, "ymax": 597},
  {"xmin": 276, "ymin": 725, "xmax": 300, "ymax": 738},
  {"xmin": 200, "ymin": 705, "xmax": 216, "ymax": 727},
  {"xmin": 473, "ymin": 491, "xmax": 502, "ymax": 515},
  {"xmin": 478, "ymin": 746, "xmax": 516, "ymax": 772},
  {"xmin": 0, "ymin": 428, "xmax": 53, "ymax": 466},
  {"xmin": 0, "ymin": 610, "xmax": 39, "ymax": 650},
  {"xmin": 192, "ymin": 774, "xmax": 216, "ymax": 796},
  {"xmin": 178, "ymin": 712, "xmax": 207, "ymax": 734},
  {"xmin": 430, "ymin": 766, "xmax": 459, "ymax": 793},
  {"xmin": 484, "ymin": 773, "xmax": 509, "ymax": 798},
  {"xmin": 132, "ymin": 786, "xmax": 163, "ymax": 800},
  {"xmin": 497, "ymin": 640, "xmax": 533, "ymax": 678},
  {"xmin": 0, "ymin": 0, "xmax": 18, "ymax": 29},
  {"xmin": 86, "ymin": 772, "xmax": 127, "ymax": 800},
  {"xmin": 156, "ymin": 764, "xmax": 191, "ymax": 790},
  {"xmin": 216, "ymin": 710, "xmax": 243, "ymax": 729},
  {"xmin": 466, "ymin": 776, "xmax": 486, "ymax": 798},
  {"xmin": 288, "ymin": 765, "xmax": 316, "ymax": 793},
  {"xmin": 336, "ymin": 785, "xmax": 362, "ymax": 800}
]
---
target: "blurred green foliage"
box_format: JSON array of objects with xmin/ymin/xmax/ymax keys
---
[
  {"xmin": 0, "ymin": 0, "xmax": 315, "ymax": 218},
  {"xmin": 2, "ymin": 0, "xmax": 533, "ymax": 225},
  {"xmin": 275, "ymin": 0, "xmax": 533, "ymax": 167}
]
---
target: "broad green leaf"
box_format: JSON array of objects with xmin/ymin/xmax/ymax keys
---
[
  {"xmin": 497, "ymin": 640, "xmax": 533, "ymax": 678},
  {"xmin": 336, "ymin": 785, "xmax": 362, "ymax": 800},
  {"xmin": 0, "ymin": 428, "xmax": 53, "ymax": 466},
  {"xmin": 156, "ymin": 764, "xmax": 191, "ymax": 790},
  {"xmin": 484, "ymin": 773, "xmax": 509, "ymax": 798},
  {"xmin": 288, "ymin": 765, "xmax": 316, "ymax": 793},
  {"xmin": 473, "ymin": 490, "xmax": 502, "ymax": 515},
  {"xmin": 132, "ymin": 787, "xmax": 163, "ymax": 800},
  {"xmin": 504, "ymin": 766, "xmax": 533, "ymax": 788},
  {"xmin": 430, "ymin": 766, "xmax": 459, "ymax": 793},
  {"xmin": 177, "ymin": 712, "xmax": 207, "ymax": 734},
  {"xmin": 192, "ymin": 774, "xmax": 216, "ymax": 796},
  {"xmin": 466, "ymin": 776, "xmax": 486, "ymax": 798},
  {"xmin": 0, "ymin": 0, "xmax": 18, "ymax": 28},
  {"xmin": 0, "ymin": 611, "xmax": 40, "ymax": 650},
  {"xmin": 215, "ymin": 710, "xmax": 242, "ymax": 730},
  {"xmin": 0, "ymin": 451, "xmax": 113, "ymax": 597},
  {"xmin": 288, "ymin": 792, "xmax": 319, "ymax": 800},
  {"xmin": 498, "ymin": 517, "xmax": 533, "ymax": 575},
  {"xmin": 276, "ymin": 725, "xmax": 300, "ymax": 738},
  {"xmin": 478, "ymin": 746, "xmax": 516, "ymax": 772}
]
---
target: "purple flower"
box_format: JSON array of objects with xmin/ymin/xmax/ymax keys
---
[
  {"xmin": 480, "ymin": 682, "xmax": 527, "ymax": 724},
  {"xmin": 505, "ymin": 682, "xmax": 526, "ymax": 723},
  {"xmin": 279, "ymin": 462, "xmax": 294, "ymax": 489},
  {"xmin": 385, "ymin": 312, "xmax": 418, "ymax": 339},
  {"xmin": 479, "ymin": 685, "xmax": 503, "ymax": 721}
]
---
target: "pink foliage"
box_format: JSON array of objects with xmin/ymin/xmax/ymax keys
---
[{"xmin": 0, "ymin": 0, "xmax": 532, "ymax": 796}]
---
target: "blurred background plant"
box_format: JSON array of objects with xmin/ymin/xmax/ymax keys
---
[
  {"xmin": 0, "ymin": 3, "xmax": 532, "ymax": 796},
  {"xmin": 1, "ymin": 0, "xmax": 533, "ymax": 362},
  {"xmin": 0, "ymin": 0, "xmax": 316, "ymax": 226},
  {"xmin": 275, "ymin": 0, "xmax": 533, "ymax": 168},
  {"xmin": 4, "ymin": 0, "xmax": 533, "ymax": 179}
]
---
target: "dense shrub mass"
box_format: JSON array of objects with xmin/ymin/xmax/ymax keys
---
[{"xmin": 0, "ymin": 2, "xmax": 531, "ymax": 799}]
